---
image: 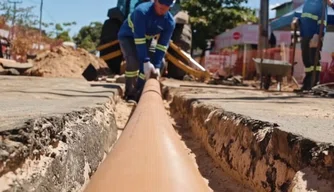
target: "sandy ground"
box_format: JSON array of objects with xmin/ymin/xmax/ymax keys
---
[
  {"xmin": 244, "ymin": 79, "xmax": 298, "ymax": 92},
  {"xmin": 164, "ymin": 100, "xmax": 253, "ymax": 192},
  {"xmin": 114, "ymin": 99, "xmax": 136, "ymax": 139}
]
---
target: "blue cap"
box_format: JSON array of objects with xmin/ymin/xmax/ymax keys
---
[{"xmin": 158, "ymin": 0, "xmax": 176, "ymax": 7}]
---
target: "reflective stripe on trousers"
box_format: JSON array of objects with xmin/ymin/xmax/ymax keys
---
[
  {"xmin": 138, "ymin": 73, "xmax": 146, "ymax": 80},
  {"xmin": 119, "ymin": 37, "xmax": 140, "ymax": 97},
  {"xmin": 125, "ymin": 70, "xmax": 139, "ymax": 77},
  {"xmin": 301, "ymin": 37, "xmax": 322, "ymax": 89},
  {"xmin": 304, "ymin": 66, "xmax": 322, "ymax": 73}
]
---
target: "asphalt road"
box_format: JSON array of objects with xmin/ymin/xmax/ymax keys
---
[
  {"xmin": 163, "ymin": 79, "xmax": 334, "ymax": 144},
  {"xmin": 0, "ymin": 76, "xmax": 122, "ymax": 132}
]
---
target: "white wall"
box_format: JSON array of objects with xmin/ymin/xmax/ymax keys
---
[{"xmin": 322, "ymin": 32, "xmax": 334, "ymax": 62}]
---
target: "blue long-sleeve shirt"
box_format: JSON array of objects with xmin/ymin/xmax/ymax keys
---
[
  {"xmin": 299, "ymin": 0, "xmax": 334, "ymax": 37},
  {"xmin": 118, "ymin": 2, "xmax": 176, "ymax": 70}
]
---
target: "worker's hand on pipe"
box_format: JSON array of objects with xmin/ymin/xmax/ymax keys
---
[
  {"xmin": 309, "ymin": 34, "xmax": 319, "ymax": 48},
  {"xmin": 147, "ymin": 68, "xmax": 161, "ymax": 80},
  {"xmin": 153, "ymin": 68, "xmax": 161, "ymax": 80},
  {"xmin": 143, "ymin": 61, "xmax": 155, "ymax": 80}
]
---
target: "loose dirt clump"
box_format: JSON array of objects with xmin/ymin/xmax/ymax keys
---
[{"xmin": 24, "ymin": 46, "xmax": 109, "ymax": 78}]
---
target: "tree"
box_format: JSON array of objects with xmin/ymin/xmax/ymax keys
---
[
  {"xmin": 181, "ymin": 0, "xmax": 257, "ymax": 51},
  {"xmin": 56, "ymin": 31, "xmax": 71, "ymax": 41},
  {"xmin": 0, "ymin": 1, "xmax": 40, "ymax": 28},
  {"xmin": 73, "ymin": 22, "xmax": 102, "ymax": 53},
  {"xmin": 0, "ymin": 2, "xmax": 66, "ymax": 60},
  {"xmin": 46, "ymin": 22, "xmax": 76, "ymax": 40}
]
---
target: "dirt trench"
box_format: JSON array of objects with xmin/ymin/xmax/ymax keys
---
[
  {"xmin": 86, "ymin": 90, "xmax": 254, "ymax": 192},
  {"xmin": 93, "ymin": 95, "xmax": 254, "ymax": 192},
  {"xmin": 1, "ymin": 83, "xmax": 251, "ymax": 192},
  {"xmin": 164, "ymin": 100, "xmax": 253, "ymax": 191},
  {"xmin": 162, "ymin": 85, "xmax": 334, "ymax": 192},
  {"xmin": 4, "ymin": 80, "xmax": 333, "ymax": 192}
]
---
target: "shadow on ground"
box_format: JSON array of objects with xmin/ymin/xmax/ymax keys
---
[
  {"xmin": 5, "ymin": 90, "xmax": 111, "ymax": 98},
  {"xmin": 90, "ymin": 83, "xmax": 124, "ymax": 96}
]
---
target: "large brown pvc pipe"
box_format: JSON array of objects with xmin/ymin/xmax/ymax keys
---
[{"xmin": 84, "ymin": 79, "xmax": 210, "ymax": 192}]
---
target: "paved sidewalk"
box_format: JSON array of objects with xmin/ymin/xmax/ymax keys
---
[
  {"xmin": 163, "ymin": 79, "xmax": 334, "ymax": 144},
  {"xmin": 0, "ymin": 76, "xmax": 122, "ymax": 131}
]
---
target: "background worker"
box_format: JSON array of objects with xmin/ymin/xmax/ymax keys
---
[
  {"xmin": 117, "ymin": 0, "xmax": 176, "ymax": 102},
  {"xmin": 292, "ymin": 0, "xmax": 334, "ymax": 92}
]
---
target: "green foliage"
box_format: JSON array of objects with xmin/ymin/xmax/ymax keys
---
[
  {"xmin": 0, "ymin": 1, "xmax": 76, "ymax": 40},
  {"xmin": 73, "ymin": 22, "xmax": 102, "ymax": 53},
  {"xmin": 46, "ymin": 22, "xmax": 76, "ymax": 40},
  {"xmin": 56, "ymin": 31, "xmax": 71, "ymax": 42},
  {"xmin": 181, "ymin": 0, "xmax": 257, "ymax": 50},
  {"xmin": 80, "ymin": 36, "xmax": 95, "ymax": 52},
  {"xmin": 55, "ymin": 23, "xmax": 63, "ymax": 31},
  {"xmin": 0, "ymin": 1, "xmax": 39, "ymax": 28}
]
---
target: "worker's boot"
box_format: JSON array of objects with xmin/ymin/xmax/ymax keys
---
[
  {"xmin": 293, "ymin": 87, "xmax": 311, "ymax": 93},
  {"xmin": 294, "ymin": 83, "xmax": 312, "ymax": 93},
  {"xmin": 124, "ymin": 76, "xmax": 138, "ymax": 104},
  {"xmin": 125, "ymin": 95, "xmax": 137, "ymax": 104},
  {"xmin": 294, "ymin": 72, "xmax": 313, "ymax": 93}
]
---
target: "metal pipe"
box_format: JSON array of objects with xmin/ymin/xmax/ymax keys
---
[{"xmin": 84, "ymin": 79, "xmax": 210, "ymax": 192}]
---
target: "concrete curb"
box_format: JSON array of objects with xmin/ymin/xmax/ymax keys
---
[
  {"xmin": 164, "ymin": 86, "xmax": 334, "ymax": 192},
  {"xmin": 0, "ymin": 95, "xmax": 119, "ymax": 192}
]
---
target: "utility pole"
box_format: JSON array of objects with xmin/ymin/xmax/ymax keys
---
[
  {"xmin": 39, "ymin": 0, "xmax": 43, "ymax": 50},
  {"xmin": 8, "ymin": 0, "xmax": 22, "ymax": 40},
  {"xmin": 257, "ymin": 0, "xmax": 269, "ymax": 58},
  {"xmin": 257, "ymin": 0, "xmax": 269, "ymax": 89}
]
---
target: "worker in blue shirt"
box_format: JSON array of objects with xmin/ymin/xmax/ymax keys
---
[
  {"xmin": 292, "ymin": 0, "xmax": 334, "ymax": 92},
  {"xmin": 118, "ymin": 0, "xmax": 176, "ymax": 102}
]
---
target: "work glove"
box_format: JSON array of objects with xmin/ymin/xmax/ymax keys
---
[
  {"xmin": 291, "ymin": 17, "xmax": 298, "ymax": 30},
  {"xmin": 309, "ymin": 34, "xmax": 319, "ymax": 48},
  {"xmin": 153, "ymin": 68, "xmax": 161, "ymax": 80},
  {"xmin": 143, "ymin": 61, "xmax": 155, "ymax": 80}
]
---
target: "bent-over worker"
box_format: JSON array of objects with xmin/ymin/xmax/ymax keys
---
[
  {"xmin": 118, "ymin": 0, "xmax": 176, "ymax": 102},
  {"xmin": 292, "ymin": 0, "xmax": 334, "ymax": 92}
]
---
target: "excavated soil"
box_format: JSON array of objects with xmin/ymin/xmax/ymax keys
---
[{"xmin": 24, "ymin": 46, "xmax": 109, "ymax": 78}]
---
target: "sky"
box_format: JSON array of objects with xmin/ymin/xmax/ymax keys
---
[{"xmin": 16, "ymin": 0, "xmax": 289, "ymax": 37}]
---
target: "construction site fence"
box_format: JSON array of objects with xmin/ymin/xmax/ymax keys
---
[{"xmin": 203, "ymin": 47, "xmax": 334, "ymax": 84}]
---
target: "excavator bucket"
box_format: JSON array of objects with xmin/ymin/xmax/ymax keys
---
[
  {"xmin": 82, "ymin": 63, "xmax": 98, "ymax": 81},
  {"xmin": 166, "ymin": 41, "xmax": 211, "ymax": 81}
]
